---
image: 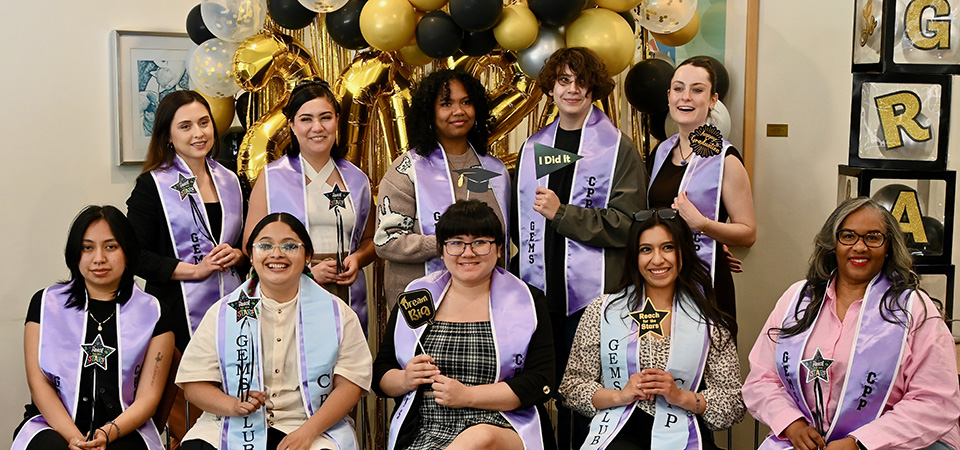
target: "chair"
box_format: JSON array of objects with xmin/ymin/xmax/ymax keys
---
[{"xmin": 152, "ymin": 349, "xmax": 182, "ymax": 448}]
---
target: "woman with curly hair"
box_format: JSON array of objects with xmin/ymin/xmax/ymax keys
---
[
  {"xmin": 513, "ymin": 47, "xmax": 646, "ymax": 448},
  {"xmin": 375, "ymin": 70, "xmax": 509, "ymax": 308},
  {"xmin": 744, "ymin": 198, "xmax": 960, "ymax": 450}
]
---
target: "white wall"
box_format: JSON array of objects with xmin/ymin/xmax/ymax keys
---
[
  {"xmin": 0, "ymin": 0, "xmax": 196, "ymax": 444},
  {"xmin": 1, "ymin": 1, "xmax": 957, "ymax": 448}
]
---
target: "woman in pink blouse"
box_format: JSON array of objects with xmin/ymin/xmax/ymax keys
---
[{"xmin": 744, "ymin": 197, "xmax": 960, "ymax": 450}]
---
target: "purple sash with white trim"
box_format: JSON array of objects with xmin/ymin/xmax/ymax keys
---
[
  {"xmin": 759, "ymin": 274, "xmax": 911, "ymax": 449},
  {"xmin": 649, "ymin": 135, "xmax": 729, "ymax": 281},
  {"xmin": 12, "ymin": 283, "xmax": 164, "ymax": 450},
  {"xmin": 517, "ymin": 106, "xmax": 620, "ymax": 315},
  {"xmin": 583, "ymin": 289, "xmax": 709, "ymax": 449},
  {"xmin": 388, "ymin": 267, "xmax": 543, "ymax": 450},
  {"xmin": 410, "ymin": 146, "xmax": 510, "ymax": 274},
  {"xmin": 216, "ymin": 275, "xmax": 357, "ymax": 450},
  {"xmin": 264, "ymin": 155, "xmax": 373, "ymax": 329},
  {"xmin": 152, "ymin": 156, "xmax": 243, "ymax": 335}
]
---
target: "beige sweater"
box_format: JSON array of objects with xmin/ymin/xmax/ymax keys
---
[{"xmin": 374, "ymin": 150, "xmax": 506, "ymax": 309}]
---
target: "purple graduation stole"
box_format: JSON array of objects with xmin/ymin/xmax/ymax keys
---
[
  {"xmin": 409, "ymin": 145, "xmax": 510, "ymax": 274},
  {"xmin": 12, "ymin": 283, "xmax": 164, "ymax": 450},
  {"xmin": 264, "ymin": 155, "xmax": 373, "ymax": 329},
  {"xmin": 517, "ymin": 106, "xmax": 620, "ymax": 316},
  {"xmin": 388, "ymin": 267, "xmax": 543, "ymax": 450},
  {"xmin": 151, "ymin": 156, "xmax": 243, "ymax": 335},
  {"xmin": 649, "ymin": 135, "xmax": 729, "ymax": 282},
  {"xmin": 759, "ymin": 274, "xmax": 911, "ymax": 449},
  {"xmin": 584, "ymin": 288, "xmax": 709, "ymax": 450},
  {"xmin": 217, "ymin": 275, "xmax": 357, "ymax": 450}
]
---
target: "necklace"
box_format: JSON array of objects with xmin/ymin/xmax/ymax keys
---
[
  {"xmin": 678, "ymin": 143, "xmax": 693, "ymax": 166},
  {"xmin": 89, "ymin": 310, "xmax": 116, "ymax": 332}
]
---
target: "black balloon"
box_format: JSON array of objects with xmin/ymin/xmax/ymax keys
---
[
  {"xmin": 268, "ymin": 0, "xmax": 317, "ymax": 29},
  {"xmin": 236, "ymin": 92, "xmax": 251, "ymax": 129},
  {"xmin": 460, "ymin": 29, "xmax": 497, "ymax": 56},
  {"xmin": 326, "ymin": 0, "xmax": 369, "ymax": 50},
  {"xmin": 529, "ymin": 0, "xmax": 586, "ymax": 26},
  {"xmin": 186, "ymin": 4, "xmax": 216, "ymax": 45},
  {"xmin": 417, "ymin": 11, "xmax": 463, "ymax": 59},
  {"xmin": 648, "ymin": 110, "xmax": 668, "ymax": 141},
  {"xmin": 702, "ymin": 56, "xmax": 730, "ymax": 101},
  {"xmin": 449, "ymin": 0, "xmax": 502, "ymax": 32},
  {"xmin": 871, "ymin": 183, "xmax": 915, "ymax": 212},
  {"xmin": 218, "ymin": 126, "xmax": 245, "ymax": 174},
  {"xmin": 624, "ymin": 58, "xmax": 675, "ymax": 114}
]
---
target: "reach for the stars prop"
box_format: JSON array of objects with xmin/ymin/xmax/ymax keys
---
[
  {"xmin": 81, "ymin": 333, "xmax": 116, "ymax": 441},
  {"xmin": 170, "ymin": 172, "xmax": 218, "ymax": 245},
  {"xmin": 325, "ymin": 183, "xmax": 350, "ymax": 274},
  {"xmin": 533, "ymin": 143, "xmax": 583, "ymax": 179},
  {"xmin": 397, "ymin": 288, "xmax": 435, "ymax": 354},
  {"xmin": 801, "ymin": 348, "xmax": 835, "ymax": 436},
  {"xmin": 230, "ymin": 290, "xmax": 260, "ymax": 402},
  {"xmin": 630, "ymin": 297, "xmax": 670, "ymax": 365}
]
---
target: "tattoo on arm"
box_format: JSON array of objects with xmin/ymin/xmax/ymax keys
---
[{"xmin": 151, "ymin": 352, "xmax": 162, "ymax": 386}]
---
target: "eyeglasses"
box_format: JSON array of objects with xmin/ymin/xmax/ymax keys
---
[
  {"xmin": 836, "ymin": 229, "xmax": 887, "ymax": 248},
  {"xmin": 443, "ymin": 239, "xmax": 495, "ymax": 256},
  {"xmin": 252, "ymin": 242, "xmax": 306, "ymax": 254},
  {"xmin": 633, "ymin": 208, "xmax": 679, "ymax": 222}
]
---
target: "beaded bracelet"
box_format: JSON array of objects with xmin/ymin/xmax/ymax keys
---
[{"xmin": 96, "ymin": 427, "xmax": 110, "ymax": 446}]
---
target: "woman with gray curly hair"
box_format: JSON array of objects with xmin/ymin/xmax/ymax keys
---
[{"xmin": 744, "ymin": 197, "xmax": 960, "ymax": 450}]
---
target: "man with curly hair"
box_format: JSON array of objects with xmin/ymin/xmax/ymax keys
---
[{"xmin": 512, "ymin": 47, "xmax": 647, "ymax": 449}]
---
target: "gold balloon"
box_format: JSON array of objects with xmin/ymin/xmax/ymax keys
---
[
  {"xmin": 595, "ymin": 0, "xmax": 642, "ymax": 12},
  {"xmin": 651, "ymin": 10, "xmax": 700, "ymax": 47},
  {"xmin": 359, "ymin": 0, "xmax": 417, "ymax": 52},
  {"xmin": 398, "ymin": 36, "xmax": 434, "ymax": 66},
  {"xmin": 335, "ymin": 50, "xmax": 413, "ymax": 188},
  {"xmin": 494, "ymin": 4, "xmax": 539, "ymax": 51},
  {"xmin": 409, "ymin": 0, "xmax": 447, "ymax": 11},
  {"xmin": 233, "ymin": 32, "xmax": 319, "ymax": 188},
  {"xmin": 198, "ymin": 91, "xmax": 236, "ymax": 137},
  {"xmin": 566, "ymin": 8, "xmax": 636, "ymax": 75}
]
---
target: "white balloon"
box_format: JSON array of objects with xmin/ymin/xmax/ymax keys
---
[
  {"xmin": 189, "ymin": 38, "xmax": 241, "ymax": 98},
  {"xmin": 664, "ymin": 99, "xmax": 731, "ymax": 140},
  {"xmin": 637, "ymin": 0, "xmax": 698, "ymax": 34},
  {"xmin": 200, "ymin": 0, "xmax": 268, "ymax": 42},
  {"xmin": 298, "ymin": 0, "xmax": 349, "ymax": 13}
]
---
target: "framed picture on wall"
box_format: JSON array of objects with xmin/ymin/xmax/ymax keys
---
[{"xmin": 111, "ymin": 30, "xmax": 193, "ymax": 165}]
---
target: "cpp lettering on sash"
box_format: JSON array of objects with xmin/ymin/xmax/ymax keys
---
[
  {"xmin": 191, "ymin": 233, "xmax": 203, "ymax": 263},
  {"xmin": 665, "ymin": 413, "xmax": 678, "ymax": 428},
  {"xmin": 583, "ymin": 176, "xmax": 597, "ymax": 209},
  {"xmin": 904, "ymin": 0, "xmax": 951, "ymax": 50},
  {"xmin": 693, "ymin": 232, "xmax": 702, "ymax": 252},
  {"xmin": 318, "ymin": 373, "xmax": 331, "ymax": 388},
  {"xmin": 514, "ymin": 353, "xmax": 524, "ymax": 377},
  {"xmin": 527, "ymin": 222, "xmax": 537, "ymax": 264},
  {"xmin": 134, "ymin": 364, "xmax": 142, "ymax": 391},
  {"xmin": 857, "ymin": 371, "xmax": 878, "ymax": 411}
]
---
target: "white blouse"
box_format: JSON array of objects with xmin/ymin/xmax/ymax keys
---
[{"xmin": 303, "ymin": 157, "xmax": 357, "ymax": 255}]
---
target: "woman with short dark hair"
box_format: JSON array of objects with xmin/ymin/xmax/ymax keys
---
[{"xmin": 14, "ymin": 205, "xmax": 174, "ymax": 450}]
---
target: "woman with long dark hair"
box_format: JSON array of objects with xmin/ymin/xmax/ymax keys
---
[
  {"xmin": 560, "ymin": 209, "xmax": 743, "ymax": 449},
  {"xmin": 375, "ymin": 70, "xmax": 510, "ymax": 308},
  {"xmin": 13, "ymin": 205, "xmax": 174, "ymax": 450},
  {"xmin": 744, "ymin": 198, "xmax": 960, "ymax": 450},
  {"xmin": 244, "ymin": 79, "xmax": 375, "ymax": 331},
  {"xmin": 178, "ymin": 213, "xmax": 371, "ymax": 450}
]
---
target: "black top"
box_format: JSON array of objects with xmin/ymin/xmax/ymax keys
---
[
  {"xmin": 24, "ymin": 288, "xmax": 172, "ymax": 434},
  {"xmin": 126, "ymin": 173, "xmax": 244, "ymax": 351},
  {"xmin": 647, "ymin": 146, "xmax": 743, "ymax": 334},
  {"xmin": 540, "ymin": 127, "xmax": 584, "ymax": 314},
  {"xmin": 372, "ymin": 284, "xmax": 556, "ymax": 448}
]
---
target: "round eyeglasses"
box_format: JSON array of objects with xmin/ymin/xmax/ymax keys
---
[
  {"xmin": 836, "ymin": 229, "xmax": 887, "ymax": 248},
  {"xmin": 443, "ymin": 240, "xmax": 495, "ymax": 256}
]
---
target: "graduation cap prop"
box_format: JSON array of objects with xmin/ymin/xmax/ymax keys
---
[
  {"xmin": 454, "ymin": 167, "xmax": 501, "ymax": 194},
  {"xmin": 534, "ymin": 143, "xmax": 583, "ymax": 179}
]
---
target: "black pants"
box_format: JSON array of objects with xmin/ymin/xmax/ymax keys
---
[
  {"xmin": 182, "ymin": 427, "xmax": 304, "ymax": 450},
  {"xmin": 22, "ymin": 429, "xmax": 147, "ymax": 450},
  {"xmin": 604, "ymin": 409, "xmax": 720, "ymax": 450},
  {"xmin": 551, "ymin": 309, "xmax": 590, "ymax": 450}
]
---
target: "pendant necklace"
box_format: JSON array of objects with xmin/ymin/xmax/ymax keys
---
[
  {"xmin": 89, "ymin": 310, "xmax": 116, "ymax": 332},
  {"xmin": 679, "ymin": 143, "xmax": 693, "ymax": 166}
]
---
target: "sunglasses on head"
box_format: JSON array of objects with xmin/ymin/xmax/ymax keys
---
[{"xmin": 632, "ymin": 208, "xmax": 679, "ymax": 222}]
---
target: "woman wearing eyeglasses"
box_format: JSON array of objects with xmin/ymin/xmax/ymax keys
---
[
  {"xmin": 559, "ymin": 208, "xmax": 744, "ymax": 450},
  {"xmin": 373, "ymin": 200, "xmax": 555, "ymax": 450},
  {"xmin": 244, "ymin": 79, "xmax": 375, "ymax": 331},
  {"xmin": 375, "ymin": 70, "xmax": 509, "ymax": 310},
  {"xmin": 743, "ymin": 198, "xmax": 960, "ymax": 450},
  {"xmin": 648, "ymin": 57, "xmax": 756, "ymax": 336},
  {"xmin": 178, "ymin": 213, "xmax": 372, "ymax": 450}
]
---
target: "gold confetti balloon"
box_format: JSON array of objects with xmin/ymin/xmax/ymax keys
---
[
  {"xmin": 637, "ymin": 0, "xmax": 698, "ymax": 34},
  {"xmin": 189, "ymin": 38, "xmax": 241, "ymax": 98},
  {"xmin": 650, "ymin": 9, "xmax": 699, "ymax": 47},
  {"xmin": 298, "ymin": 0, "xmax": 349, "ymax": 13},
  {"xmin": 200, "ymin": 0, "xmax": 268, "ymax": 42}
]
